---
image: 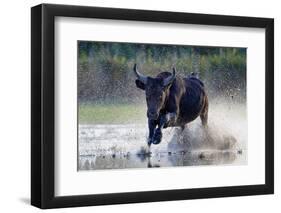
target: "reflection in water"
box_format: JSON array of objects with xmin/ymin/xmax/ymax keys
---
[{"xmin": 79, "ymin": 148, "xmax": 242, "ymax": 170}]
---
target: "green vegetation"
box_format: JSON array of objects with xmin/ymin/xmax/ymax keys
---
[{"xmin": 79, "ymin": 104, "xmax": 146, "ymax": 124}]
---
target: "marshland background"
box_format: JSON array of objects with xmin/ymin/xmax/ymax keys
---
[{"xmin": 77, "ymin": 41, "xmax": 247, "ymax": 170}]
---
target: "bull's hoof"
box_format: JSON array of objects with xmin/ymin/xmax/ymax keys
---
[
  {"xmin": 152, "ymin": 128, "xmax": 162, "ymax": 145},
  {"xmin": 152, "ymin": 140, "xmax": 161, "ymax": 145}
]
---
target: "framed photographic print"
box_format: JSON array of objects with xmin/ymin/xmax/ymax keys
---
[{"xmin": 31, "ymin": 3, "xmax": 274, "ymax": 209}]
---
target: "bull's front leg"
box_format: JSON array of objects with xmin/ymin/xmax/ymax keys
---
[
  {"xmin": 152, "ymin": 112, "xmax": 177, "ymax": 145},
  {"xmin": 148, "ymin": 119, "xmax": 157, "ymax": 146}
]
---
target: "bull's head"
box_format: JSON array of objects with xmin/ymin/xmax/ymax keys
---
[{"xmin": 134, "ymin": 64, "xmax": 176, "ymax": 120}]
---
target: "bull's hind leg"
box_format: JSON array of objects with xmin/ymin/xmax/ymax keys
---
[{"xmin": 200, "ymin": 96, "xmax": 209, "ymax": 127}]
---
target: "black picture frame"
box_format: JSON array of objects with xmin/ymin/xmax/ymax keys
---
[{"xmin": 31, "ymin": 3, "xmax": 274, "ymax": 209}]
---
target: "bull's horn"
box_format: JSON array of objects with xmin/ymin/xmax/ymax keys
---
[
  {"xmin": 163, "ymin": 67, "xmax": 176, "ymax": 86},
  {"xmin": 133, "ymin": 64, "xmax": 147, "ymax": 84}
]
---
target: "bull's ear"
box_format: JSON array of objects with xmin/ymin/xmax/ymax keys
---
[{"xmin": 135, "ymin": 79, "xmax": 145, "ymax": 90}]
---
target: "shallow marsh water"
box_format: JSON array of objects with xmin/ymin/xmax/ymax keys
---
[{"xmin": 78, "ymin": 102, "xmax": 247, "ymax": 170}]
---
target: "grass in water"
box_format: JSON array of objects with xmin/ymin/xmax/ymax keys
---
[{"xmin": 79, "ymin": 104, "xmax": 146, "ymax": 124}]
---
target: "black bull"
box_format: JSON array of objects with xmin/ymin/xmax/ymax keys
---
[{"xmin": 134, "ymin": 64, "xmax": 209, "ymax": 146}]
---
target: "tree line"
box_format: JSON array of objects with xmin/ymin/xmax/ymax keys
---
[{"xmin": 78, "ymin": 41, "xmax": 246, "ymax": 104}]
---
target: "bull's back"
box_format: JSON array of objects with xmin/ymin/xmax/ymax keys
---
[{"xmin": 177, "ymin": 77, "xmax": 206, "ymax": 124}]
